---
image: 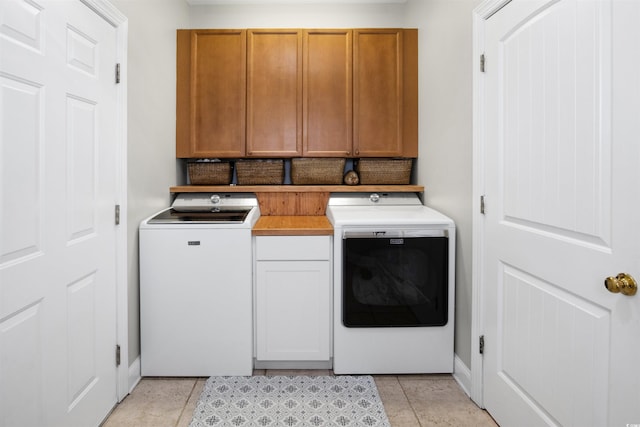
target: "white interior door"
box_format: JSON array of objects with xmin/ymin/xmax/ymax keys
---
[
  {"xmin": 480, "ymin": 0, "xmax": 640, "ymax": 425},
  {"xmin": 0, "ymin": 1, "xmax": 119, "ymax": 426}
]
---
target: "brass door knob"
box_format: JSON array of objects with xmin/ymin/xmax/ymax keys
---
[{"xmin": 604, "ymin": 273, "xmax": 637, "ymax": 296}]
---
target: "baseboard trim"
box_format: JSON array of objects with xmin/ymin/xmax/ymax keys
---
[
  {"xmin": 128, "ymin": 356, "xmax": 141, "ymax": 394},
  {"xmin": 452, "ymin": 355, "xmax": 472, "ymax": 397},
  {"xmin": 254, "ymin": 359, "xmax": 333, "ymax": 370}
]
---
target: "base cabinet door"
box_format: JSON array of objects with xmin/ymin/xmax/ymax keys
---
[
  {"xmin": 255, "ymin": 235, "xmax": 331, "ymax": 363},
  {"xmin": 256, "ymin": 260, "xmax": 330, "ymax": 361}
]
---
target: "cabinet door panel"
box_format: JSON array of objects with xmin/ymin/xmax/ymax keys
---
[
  {"xmin": 256, "ymin": 260, "xmax": 331, "ymax": 361},
  {"xmin": 247, "ymin": 30, "xmax": 302, "ymax": 157},
  {"xmin": 303, "ymin": 30, "xmax": 352, "ymax": 157},
  {"xmin": 176, "ymin": 30, "xmax": 246, "ymax": 158},
  {"xmin": 353, "ymin": 29, "xmax": 403, "ymax": 157}
]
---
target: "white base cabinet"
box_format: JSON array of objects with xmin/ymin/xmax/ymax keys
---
[{"xmin": 255, "ymin": 236, "xmax": 331, "ymax": 363}]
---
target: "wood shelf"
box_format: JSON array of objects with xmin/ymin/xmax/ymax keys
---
[{"xmin": 170, "ymin": 185, "xmax": 424, "ymax": 193}]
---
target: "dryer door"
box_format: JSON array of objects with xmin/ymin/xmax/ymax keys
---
[{"xmin": 342, "ymin": 233, "xmax": 449, "ymax": 327}]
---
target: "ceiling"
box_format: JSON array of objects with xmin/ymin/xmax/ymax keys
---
[{"xmin": 187, "ymin": 0, "xmax": 407, "ymax": 4}]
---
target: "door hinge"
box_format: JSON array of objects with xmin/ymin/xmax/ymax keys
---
[
  {"xmin": 115, "ymin": 63, "xmax": 121, "ymax": 84},
  {"xmin": 479, "ymin": 335, "xmax": 485, "ymax": 355},
  {"xmin": 480, "ymin": 195, "xmax": 486, "ymax": 214},
  {"xmin": 480, "ymin": 54, "xmax": 485, "ymax": 73},
  {"xmin": 115, "ymin": 344, "xmax": 121, "ymax": 366},
  {"xmin": 115, "ymin": 204, "xmax": 120, "ymax": 225}
]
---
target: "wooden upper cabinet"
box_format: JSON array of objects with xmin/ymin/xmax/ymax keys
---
[
  {"xmin": 247, "ymin": 30, "xmax": 303, "ymax": 157},
  {"xmin": 353, "ymin": 29, "xmax": 418, "ymax": 158},
  {"xmin": 176, "ymin": 28, "xmax": 418, "ymax": 160},
  {"xmin": 176, "ymin": 30, "xmax": 246, "ymax": 158},
  {"xmin": 303, "ymin": 30, "xmax": 353, "ymax": 157}
]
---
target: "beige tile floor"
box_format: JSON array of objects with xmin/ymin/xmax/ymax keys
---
[{"xmin": 102, "ymin": 370, "xmax": 497, "ymax": 427}]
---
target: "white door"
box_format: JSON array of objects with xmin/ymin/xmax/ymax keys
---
[
  {"xmin": 0, "ymin": 1, "xmax": 119, "ymax": 426},
  {"xmin": 480, "ymin": 0, "xmax": 640, "ymax": 425}
]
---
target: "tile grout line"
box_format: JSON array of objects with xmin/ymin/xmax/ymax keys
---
[
  {"xmin": 175, "ymin": 379, "xmax": 199, "ymax": 427},
  {"xmin": 396, "ymin": 376, "xmax": 424, "ymax": 427}
]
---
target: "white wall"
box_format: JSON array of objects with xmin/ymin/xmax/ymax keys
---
[
  {"xmin": 405, "ymin": 0, "xmax": 480, "ymax": 370},
  {"xmin": 189, "ymin": 3, "xmax": 406, "ymax": 28},
  {"xmin": 110, "ymin": 0, "xmax": 190, "ymax": 365}
]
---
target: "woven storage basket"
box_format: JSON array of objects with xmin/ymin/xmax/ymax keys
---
[
  {"xmin": 291, "ymin": 158, "xmax": 346, "ymax": 185},
  {"xmin": 356, "ymin": 158, "xmax": 413, "ymax": 185},
  {"xmin": 236, "ymin": 159, "xmax": 284, "ymax": 185},
  {"xmin": 187, "ymin": 161, "xmax": 232, "ymax": 185}
]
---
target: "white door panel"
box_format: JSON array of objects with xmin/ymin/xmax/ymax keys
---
[
  {"xmin": 1, "ymin": 1, "xmax": 119, "ymax": 426},
  {"xmin": 256, "ymin": 260, "xmax": 331, "ymax": 362},
  {"xmin": 499, "ymin": 0, "xmax": 611, "ymax": 247},
  {"xmin": 0, "ymin": 77, "xmax": 44, "ymax": 266},
  {"xmin": 480, "ymin": 0, "xmax": 640, "ymax": 425}
]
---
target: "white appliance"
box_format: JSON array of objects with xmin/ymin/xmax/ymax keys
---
[
  {"xmin": 326, "ymin": 192, "xmax": 455, "ymax": 374},
  {"xmin": 139, "ymin": 193, "xmax": 260, "ymax": 376}
]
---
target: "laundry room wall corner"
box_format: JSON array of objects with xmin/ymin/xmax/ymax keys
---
[
  {"xmin": 109, "ymin": 0, "xmax": 190, "ymax": 372},
  {"xmin": 404, "ymin": 0, "xmax": 482, "ymax": 374}
]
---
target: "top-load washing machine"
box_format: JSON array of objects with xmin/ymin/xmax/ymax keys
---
[{"xmin": 139, "ymin": 193, "xmax": 260, "ymax": 376}]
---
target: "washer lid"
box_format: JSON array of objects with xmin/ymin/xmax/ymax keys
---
[
  {"xmin": 147, "ymin": 207, "xmax": 251, "ymax": 224},
  {"xmin": 144, "ymin": 192, "xmax": 259, "ymax": 224}
]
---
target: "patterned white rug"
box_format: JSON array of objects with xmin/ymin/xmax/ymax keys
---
[{"xmin": 189, "ymin": 375, "xmax": 390, "ymax": 427}]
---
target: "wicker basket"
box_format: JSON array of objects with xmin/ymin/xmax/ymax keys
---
[
  {"xmin": 291, "ymin": 158, "xmax": 346, "ymax": 185},
  {"xmin": 187, "ymin": 161, "xmax": 232, "ymax": 185},
  {"xmin": 356, "ymin": 158, "xmax": 413, "ymax": 185},
  {"xmin": 236, "ymin": 159, "xmax": 284, "ymax": 185}
]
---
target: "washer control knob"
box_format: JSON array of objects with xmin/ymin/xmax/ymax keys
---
[
  {"xmin": 370, "ymin": 193, "xmax": 380, "ymax": 203},
  {"xmin": 210, "ymin": 194, "xmax": 221, "ymax": 204}
]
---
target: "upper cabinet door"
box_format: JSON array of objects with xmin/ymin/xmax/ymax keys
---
[
  {"xmin": 247, "ymin": 30, "xmax": 303, "ymax": 157},
  {"xmin": 176, "ymin": 30, "xmax": 247, "ymax": 158},
  {"xmin": 353, "ymin": 29, "xmax": 418, "ymax": 158},
  {"xmin": 303, "ymin": 30, "xmax": 353, "ymax": 157}
]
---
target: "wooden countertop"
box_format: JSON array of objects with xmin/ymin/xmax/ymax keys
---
[
  {"xmin": 171, "ymin": 185, "xmax": 424, "ymax": 193},
  {"xmin": 252, "ymin": 216, "xmax": 333, "ymax": 236}
]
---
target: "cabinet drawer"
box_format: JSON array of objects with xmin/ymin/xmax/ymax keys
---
[{"xmin": 255, "ymin": 235, "xmax": 330, "ymax": 260}]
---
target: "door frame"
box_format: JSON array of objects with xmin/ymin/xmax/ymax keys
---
[
  {"xmin": 470, "ymin": 0, "xmax": 512, "ymax": 409},
  {"xmin": 79, "ymin": 0, "xmax": 129, "ymax": 402}
]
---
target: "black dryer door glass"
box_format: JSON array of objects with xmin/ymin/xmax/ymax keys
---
[{"xmin": 343, "ymin": 236, "xmax": 448, "ymax": 327}]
